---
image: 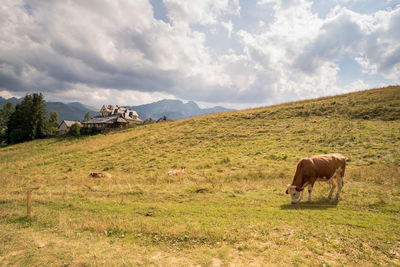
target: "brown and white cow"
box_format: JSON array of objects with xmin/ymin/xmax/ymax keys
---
[{"xmin": 286, "ymin": 154, "xmax": 346, "ymax": 204}]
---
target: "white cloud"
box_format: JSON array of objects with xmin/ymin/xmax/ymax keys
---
[
  {"xmin": 293, "ymin": 6, "xmax": 400, "ymax": 83},
  {"xmin": 355, "ymin": 56, "xmax": 377, "ymax": 74},
  {"xmin": 221, "ymin": 20, "xmax": 234, "ymax": 38},
  {"xmin": 0, "ymin": 90, "xmax": 19, "ymax": 99},
  {"xmin": 0, "ymin": 0, "xmax": 231, "ymax": 104},
  {"xmin": 43, "ymin": 84, "xmax": 177, "ymax": 108},
  {"xmin": 343, "ymin": 80, "xmax": 372, "ymax": 92},
  {"xmin": 0, "ymin": 0, "xmax": 399, "ymax": 108},
  {"xmin": 163, "ymin": 0, "xmax": 239, "ymax": 26}
]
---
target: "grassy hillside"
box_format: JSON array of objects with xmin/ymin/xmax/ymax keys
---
[{"xmin": 0, "ymin": 86, "xmax": 399, "ymax": 266}]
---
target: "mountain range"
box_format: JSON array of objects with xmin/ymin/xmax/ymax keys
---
[
  {"xmin": 0, "ymin": 97, "xmax": 234, "ymax": 122},
  {"xmin": 127, "ymin": 99, "xmax": 235, "ymax": 120},
  {"xmin": 0, "ymin": 96, "xmax": 98, "ymax": 122}
]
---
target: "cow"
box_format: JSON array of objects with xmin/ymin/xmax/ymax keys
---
[{"xmin": 286, "ymin": 154, "xmax": 346, "ymax": 204}]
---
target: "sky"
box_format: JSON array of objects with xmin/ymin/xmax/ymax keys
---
[{"xmin": 0, "ymin": 0, "xmax": 399, "ymax": 109}]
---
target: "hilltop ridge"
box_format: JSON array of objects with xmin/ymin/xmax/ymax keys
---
[{"xmin": 245, "ymin": 85, "xmax": 400, "ymax": 121}]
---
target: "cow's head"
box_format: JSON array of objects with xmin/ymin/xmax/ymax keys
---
[{"xmin": 286, "ymin": 184, "xmax": 304, "ymax": 204}]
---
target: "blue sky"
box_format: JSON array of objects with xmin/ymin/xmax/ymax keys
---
[{"xmin": 0, "ymin": 0, "xmax": 399, "ymax": 109}]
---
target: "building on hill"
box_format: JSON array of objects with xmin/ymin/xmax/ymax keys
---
[
  {"xmin": 82, "ymin": 115, "xmax": 129, "ymax": 129},
  {"xmin": 99, "ymin": 105, "xmax": 142, "ymax": 123},
  {"xmin": 82, "ymin": 105, "xmax": 142, "ymax": 130},
  {"xmin": 59, "ymin": 120, "xmax": 82, "ymax": 135}
]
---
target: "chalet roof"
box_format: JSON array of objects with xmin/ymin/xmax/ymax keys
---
[
  {"xmin": 82, "ymin": 115, "xmax": 120, "ymax": 124},
  {"xmin": 61, "ymin": 120, "xmax": 81, "ymax": 127}
]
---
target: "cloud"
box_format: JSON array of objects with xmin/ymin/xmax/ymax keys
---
[
  {"xmin": 243, "ymin": 1, "xmax": 399, "ymax": 101},
  {"xmin": 163, "ymin": 0, "xmax": 240, "ymax": 26},
  {"xmin": 0, "ymin": 0, "xmax": 399, "ymax": 108},
  {"xmin": 0, "ymin": 0, "xmax": 227, "ymax": 101},
  {"xmin": 293, "ymin": 6, "xmax": 400, "ymax": 83},
  {"xmin": 221, "ymin": 20, "xmax": 234, "ymax": 38}
]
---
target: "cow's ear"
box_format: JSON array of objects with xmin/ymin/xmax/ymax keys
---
[
  {"xmin": 295, "ymin": 187, "xmax": 304, "ymax": 192},
  {"xmin": 285, "ymin": 189, "xmax": 289, "ymax": 194}
]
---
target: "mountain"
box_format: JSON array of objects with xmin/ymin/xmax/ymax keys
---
[
  {"xmin": 127, "ymin": 99, "xmax": 235, "ymax": 120},
  {"xmin": 1, "ymin": 96, "xmax": 233, "ymax": 121},
  {"xmin": 0, "ymin": 97, "xmax": 99, "ymax": 122},
  {"xmin": 0, "ymin": 96, "xmax": 22, "ymax": 107},
  {"xmin": 66, "ymin": 102, "xmax": 98, "ymax": 114},
  {"xmin": 46, "ymin": 102, "xmax": 99, "ymax": 122}
]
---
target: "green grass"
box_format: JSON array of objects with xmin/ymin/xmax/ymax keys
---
[{"xmin": 1, "ymin": 86, "xmax": 400, "ymax": 266}]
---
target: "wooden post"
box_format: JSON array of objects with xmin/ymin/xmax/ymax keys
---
[{"xmin": 27, "ymin": 190, "xmax": 32, "ymax": 219}]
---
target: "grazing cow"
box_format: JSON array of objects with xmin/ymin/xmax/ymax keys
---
[
  {"xmin": 286, "ymin": 154, "xmax": 346, "ymax": 204},
  {"xmin": 167, "ymin": 166, "xmax": 186, "ymax": 176}
]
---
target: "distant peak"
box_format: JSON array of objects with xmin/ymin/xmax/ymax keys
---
[{"xmin": 159, "ymin": 99, "xmax": 182, "ymax": 103}]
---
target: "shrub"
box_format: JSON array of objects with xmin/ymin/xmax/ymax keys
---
[{"xmin": 67, "ymin": 123, "xmax": 81, "ymax": 136}]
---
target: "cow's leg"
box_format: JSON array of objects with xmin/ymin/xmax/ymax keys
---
[
  {"xmin": 308, "ymin": 184, "xmax": 313, "ymax": 201},
  {"xmin": 334, "ymin": 170, "xmax": 343, "ymax": 201},
  {"xmin": 328, "ymin": 178, "xmax": 337, "ymax": 200}
]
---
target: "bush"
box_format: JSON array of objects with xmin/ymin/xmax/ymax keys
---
[
  {"xmin": 80, "ymin": 127, "xmax": 100, "ymax": 136},
  {"xmin": 67, "ymin": 123, "xmax": 81, "ymax": 137}
]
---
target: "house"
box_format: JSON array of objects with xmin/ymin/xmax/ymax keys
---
[
  {"xmin": 82, "ymin": 105, "xmax": 142, "ymax": 130},
  {"xmin": 82, "ymin": 115, "xmax": 129, "ymax": 129},
  {"xmin": 59, "ymin": 120, "xmax": 82, "ymax": 135},
  {"xmin": 99, "ymin": 105, "xmax": 142, "ymax": 124}
]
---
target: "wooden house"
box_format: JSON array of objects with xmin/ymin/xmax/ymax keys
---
[
  {"xmin": 83, "ymin": 105, "xmax": 142, "ymax": 130},
  {"xmin": 82, "ymin": 115, "xmax": 129, "ymax": 129},
  {"xmin": 99, "ymin": 105, "xmax": 142, "ymax": 124}
]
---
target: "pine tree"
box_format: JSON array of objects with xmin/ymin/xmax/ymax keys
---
[
  {"xmin": 47, "ymin": 111, "xmax": 59, "ymax": 135},
  {"xmin": 84, "ymin": 112, "xmax": 91, "ymax": 122},
  {"xmin": 6, "ymin": 93, "xmax": 48, "ymax": 144},
  {"xmin": 32, "ymin": 93, "xmax": 47, "ymax": 139},
  {"xmin": 7, "ymin": 94, "xmax": 33, "ymax": 143},
  {"xmin": 0, "ymin": 102, "xmax": 15, "ymax": 142}
]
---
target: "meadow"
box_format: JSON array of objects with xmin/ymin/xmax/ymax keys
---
[{"xmin": 0, "ymin": 86, "xmax": 399, "ymax": 266}]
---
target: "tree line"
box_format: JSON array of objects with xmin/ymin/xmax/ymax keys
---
[
  {"xmin": 0, "ymin": 93, "xmax": 59, "ymax": 144},
  {"xmin": 0, "ymin": 93, "xmax": 96, "ymax": 145}
]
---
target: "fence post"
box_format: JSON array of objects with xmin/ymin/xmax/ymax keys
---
[{"xmin": 27, "ymin": 190, "xmax": 32, "ymax": 219}]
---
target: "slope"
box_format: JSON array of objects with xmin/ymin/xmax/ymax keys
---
[{"xmin": 0, "ymin": 86, "xmax": 399, "ymax": 266}]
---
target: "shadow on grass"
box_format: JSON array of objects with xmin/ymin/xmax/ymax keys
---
[
  {"xmin": 6, "ymin": 216, "xmax": 34, "ymax": 228},
  {"xmin": 280, "ymin": 199, "xmax": 339, "ymax": 210}
]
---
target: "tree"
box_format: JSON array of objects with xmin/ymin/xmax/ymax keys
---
[
  {"xmin": 31, "ymin": 93, "xmax": 47, "ymax": 139},
  {"xmin": 0, "ymin": 102, "xmax": 15, "ymax": 142},
  {"xmin": 47, "ymin": 111, "xmax": 59, "ymax": 135},
  {"xmin": 84, "ymin": 112, "xmax": 91, "ymax": 122},
  {"xmin": 7, "ymin": 94, "xmax": 33, "ymax": 143},
  {"xmin": 6, "ymin": 93, "xmax": 48, "ymax": 144},
  {"xmin": 67, "ymin": 122, "xmax": 81, "ymax": 137}
]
